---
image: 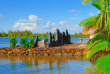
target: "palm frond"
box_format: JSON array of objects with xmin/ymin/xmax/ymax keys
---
[
  {"xmin": 79, "ymin": 15, "xmax": 98, "ymax": 27},
  {"xmin": 87, "ymin": 33, "xmax": 109, "ymax": 45},
  {"xmin": 83, "ymin": 0, "xmax": 92, "ymax": 4},
  {"xmin": 92, "ymin": 3, "xmax": 101, "ymax": 10},
  {"xmin": 86, "ymin": 41, "xmax": 110, "ymax": 60}
]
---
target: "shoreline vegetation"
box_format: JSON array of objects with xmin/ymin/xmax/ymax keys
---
[{"xmin": 0, "ymin": 30, "xmax": 89, "ymax": 38}]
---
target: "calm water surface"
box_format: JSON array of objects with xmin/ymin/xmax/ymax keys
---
[
  {"xmin": 0, "ymin": 37, "xmax": 89, "ymax": 48},
  {"xmin": 0, "ymin": 56, "xmax": 94, "ymax": 74},
  {"xmin": 0, "ymin": 37, "xmax": 94, "ymax": 74}
]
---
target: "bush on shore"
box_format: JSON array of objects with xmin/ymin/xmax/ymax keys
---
[
  {"xmin": 20, "ymin": 37, "xmax": 35, "ymax": 48},
  {"xmin": 9, "ymin": 38, "xmax": 18, "ymax": 48}
]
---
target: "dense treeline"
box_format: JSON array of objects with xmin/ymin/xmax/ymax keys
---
[
  {"xmin": 70, "ymin": 32, "xmax": 89, "ymax": 37},
  {"xmin": 0, "ymin": 30, "xmax": 35, "ymax": 37},
  {"xmin": 0, "ymin": 30, "xmax": 89, "ymax": 37}
]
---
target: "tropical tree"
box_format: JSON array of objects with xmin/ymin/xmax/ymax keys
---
[
  {"xmin": 79, "ymin": 15, "xmax": 98, "ymax": 34},
  {"xmin": 80, "ymin": 0, "xmax": 110, "ymax": 60},
  {"xmin": 82, "ymin": 0, "xmax": 110, "ymax": 33}
]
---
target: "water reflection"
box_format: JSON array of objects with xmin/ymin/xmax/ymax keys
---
[{"xmin": 0, "ymin": 55, "xmax": 93, "ymax": 74}]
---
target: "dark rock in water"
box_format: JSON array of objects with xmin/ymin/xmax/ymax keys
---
[
  {"xmin": 47, "ymin": 29, "xmax": 71, "ymax": 47},
  {"xmin": 62, "ymin": 31, "xmax": 66, "ymax": 44},
  {"xmin": 62, "ymin": 32, "xmax": 64, "ymax": 45},
  {"xmin": 34, "ymin": 35, "xmax": 38, "ymax": 47},
  {"xmin": 65, "ymin": 29, "xmax": 68, "ymax": 36},
  {"xmin": 60, "ymin": 33, "xmax": 63, "ymax": 45},
  {"xmin": 68, "ymin": 35, "xmax": 71, "ymax": 43},
  {"xmin": 56, "ymin": 29, "xmax": 60, "ymax": 42},
  {"xmin": 33, "ymin": 29, "xmax": 71, "ymax": 48},
  {"xmin": 49, "ymin": 32, "xmax": 52, "ymax": 43},
  {"xmin": 34, "ymin": 29, "xmax": 71, "ymax": 48}
]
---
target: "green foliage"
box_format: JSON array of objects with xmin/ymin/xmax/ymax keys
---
[
  {"xmin": 82, "ymin": 0, "xmax": 110, "ymax": 32},
  {"xmin": 44, "ymin": 38, "xmax": 48, "ymax": 42},
  {"xmin": 8, "ymin": 30, "xmax": 33, "ymax": 37},
  {"xmin": 86, "ymin": 40, "xmax": 110, "ymax": 60},
  {"xmin": 79, "ymin": 15, "xmax": 98, "ymax": 27},
  {"xmin": 9, "ymin": 38, "xmax": 18, "ymax": 48},
  {"xmin": 0, "ymin": 32, "xmax": 7, "ymax": 37},
  {"xmin": 83, "ymin": 0, "xmax": 91, "ymax": 4},
  {"xmin": 92, "ymin": 2, "xmax": 101, "ymax": 10},
  {"xmin": 0, "ymin": 30, "xmax": 49, "ymax": 37},
  {"xmin": 38, "ymin": 38, "xmax": 41, "ymax": 41},
  {"xmin": 81, "ymin": 0, "xmax": 110, "ymax": 60},
  {"xmin": 85, "ymin": 33, "xmax": 110, "ymax": 60},
  {"xmin": 0, "ymin": 30, "xmax": 89, "ymax": 37},
  {"xmin": 20, "ymin": 37, "xmax": 29, "ymax": 48},
  {"xmin": 28, "ymin": 38, "xmax": 35, "ymax": 48},
  {"xmin": 20, "ymin": 37, "xmax": 35, "ymax": 48},
  {"xmin": 70, "ymin": 32, "xmax": 89, "ymax": 37},
  {"xmin": 95, "ymin": 54, "xmax": 110, "ymax": 74}
]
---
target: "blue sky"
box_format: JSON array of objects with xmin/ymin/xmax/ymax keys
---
[{"xmin": 0, "ymin": 0, "xmax": 99, "ymax": 34}]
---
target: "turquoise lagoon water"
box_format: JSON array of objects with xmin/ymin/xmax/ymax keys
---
[{"xmin": 0, "ymin": 37, "xmax": 89, "ymax": 48}]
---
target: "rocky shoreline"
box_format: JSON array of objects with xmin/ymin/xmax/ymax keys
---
[{"xmin": 0, "ymin": 43, "xmax": 87, "ymax": 56}]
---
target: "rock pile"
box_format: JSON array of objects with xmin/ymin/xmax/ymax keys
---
[{"xmin": 0, "ymin": 46, "xmax": 86, "ymax": 56}]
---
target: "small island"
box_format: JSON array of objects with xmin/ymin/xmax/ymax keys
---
[{"xmin": 0, "ymin": 29, "xmax": 87, "ymax": 56}]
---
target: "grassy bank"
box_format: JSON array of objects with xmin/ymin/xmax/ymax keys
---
[
  {"xmin": 86, "ymin": 54, "xmax": 110, "ymax": 74},
  {"xmin": 95, "ymin": 54, "xmax": 110, "ymax": 74}
]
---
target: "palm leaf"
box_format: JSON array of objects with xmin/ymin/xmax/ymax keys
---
[
  {"xmin": 83, "ymin": 0, "xmax": 92, "ymax": 4},
  {"xmin": 79, "ymin": 15, "xmax": 98, "ymax": 27},
  {"xmin": 92, "ymin": 3, "xmax": 101, "ymax": 10},
  {"xmin": 86, "ymin": 41, "xmax": 110, "ymax": 60}
]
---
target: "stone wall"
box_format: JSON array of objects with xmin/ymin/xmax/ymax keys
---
[{"xmin": 47, "ymin": 29, "xmax": 71, "ymax": 48}]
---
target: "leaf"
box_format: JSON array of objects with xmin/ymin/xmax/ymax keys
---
[
  {"xmin": 92, "ymin": 3, "xmax": 101, "ymax": 10},
  {"xmin": 83, "ymin": 0, "xmax": 92, "ymax": 4}
]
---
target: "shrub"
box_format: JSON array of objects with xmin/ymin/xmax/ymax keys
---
[
  {"xmin": 28, "ymin": 38, "xmax": 35, "ymax": 48},
  {"xmin": 44, "ymin": 38, "xmax": 48, "ymax": 42},
  {"xmin": 20, "ymin": 37, "xmax": 35, "ymax": 48},
  {"xmin": 38, "ymin": 38, "xmax": 41, "ymax": 41},
  {"xmin": 20, "ymin": 37, "xmax": 29, "ymax": 48},
  {"xmin": 9, "ymin": 38, "xmax": 18, "ymax": 48}
]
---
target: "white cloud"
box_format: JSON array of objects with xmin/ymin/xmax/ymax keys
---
[
  {"xmin": 59, "ymin": 21, "xmax": 83, "ymax": 33},
  {"xmin": 69, "ymin": 9, "xmax": 78, "ymax": 12},
  {"xmin": 96, "ymin": 11, "xmax": 100, "ymax": 14},
  {"xmin": 59, "ymin": 21, "xmax": 72, "ymax": 29},
  {"xmin": 89, "ymin": 12, "xmax": 95, "ymax": 16},
  {"xmin": 39, "ymin": 21, "xmax": 82, "ymax": 33},
  {"xmin": 41, "ymin": 21, "xmax": 82, "ymax": 34},
  {"xmin": 13, "ymin": 15, "xmax": 42, "ymax": 31},
  {"xmin": 13, "ymin": 15, "xmax": 82, "ymax": 34},
  {"xmin": 41, "ymin": 21, "xmax": 56, "ymax": 33},
  {"xmin": 0, "ymin": 14, "xmax": 5, "ymax": 18},
  {"xmin": 43, "ymin": 21, "xmax": 56, "ymax": 29}
]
